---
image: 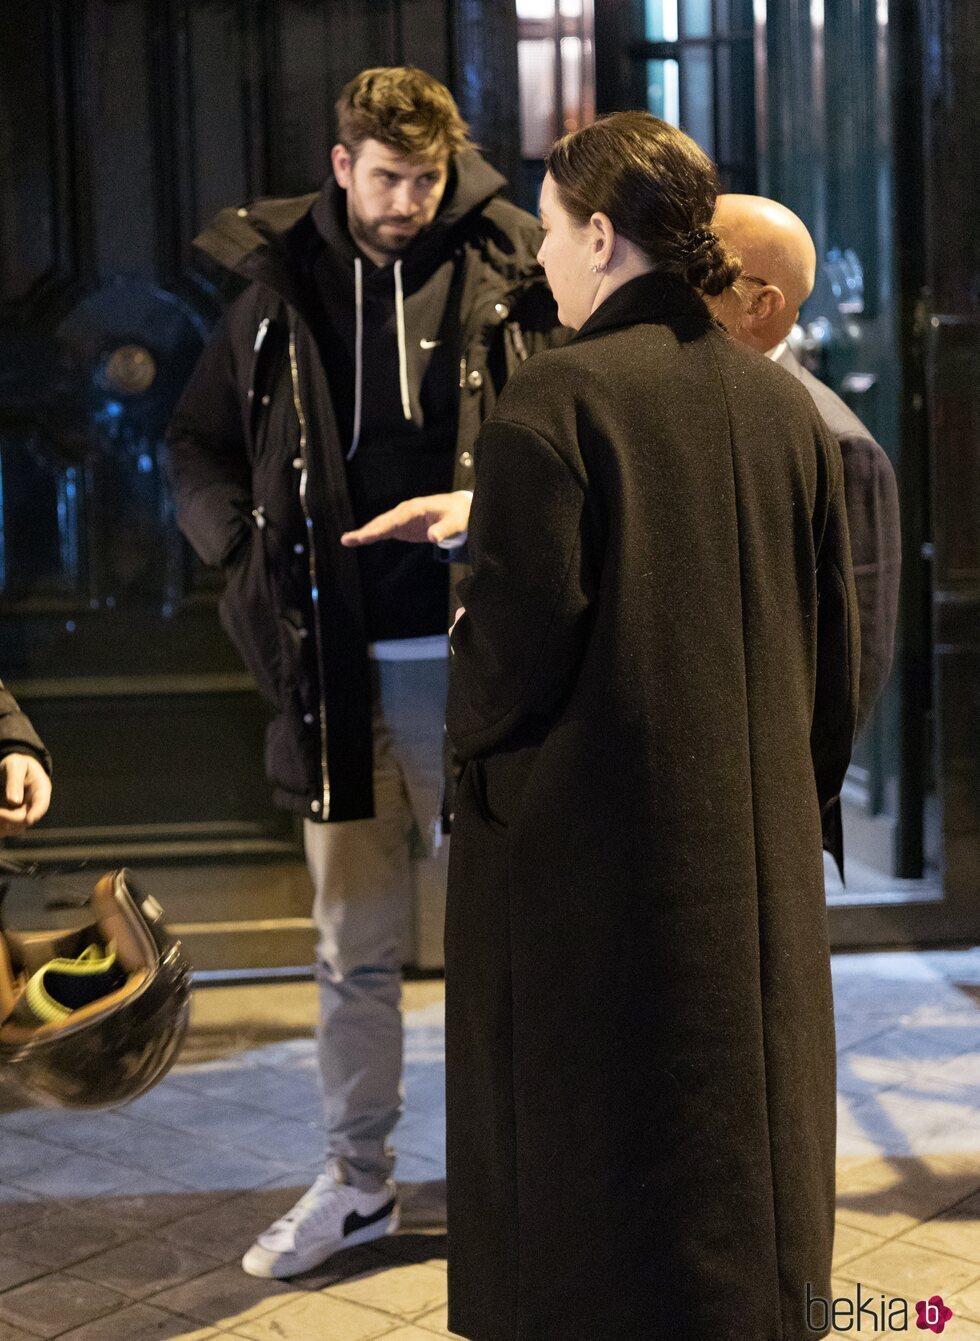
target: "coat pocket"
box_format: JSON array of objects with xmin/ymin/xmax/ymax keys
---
[
  {"xmin": 218, "ymin": 524, "xmax": 283, "ymax": 707},
  {"xmin": 469, "ymin": 761, "xmax": 509, "ymax": 831},
  {"xmin": 461, "ymin": 759, "xmax": 510, "ymax": 840},
  {"xmin": 468, "ymin": 746, "xmax": 538, "ymax": 835},
  {"xmin": 277, "ymin": 607, "xmax": 307, "ymax": 693}
]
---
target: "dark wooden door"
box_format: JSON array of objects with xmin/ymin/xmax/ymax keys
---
[{"xmin": 761, "ymin": 0, "xmax": 978, "ymax": 942}]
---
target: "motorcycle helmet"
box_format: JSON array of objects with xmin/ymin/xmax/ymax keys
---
[{"xmin": 0, "ymin": 868, "xmax": 191, "ymax": 1108}]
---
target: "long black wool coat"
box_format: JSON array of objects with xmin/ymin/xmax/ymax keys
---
[{"xmin": 444, "ymin": 272, "xmax": 860, "ymax": 1341}]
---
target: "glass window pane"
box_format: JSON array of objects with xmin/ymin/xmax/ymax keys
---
[
  {"xmin": 559, "ymin": 0, "xmax": 583, "ymax": 15},
  {"xmin": 645, "ymin": 0, "xmax": 678, "ymax": 41},
  {"xmin": 681, "ymin": 0, "xmax": 712, "ymax": 36},
  {"xmin": 680, "ymin": 44, "xmax": 713, "ymax": 154},
  {"xmin": 518, "ymin": 39, "xmax": 556, "ymax": 158},
  {"xmin": 517, "ymin": 0, "xmax": 556, "ymax": 18},
  {"xmin": 561, "ymin": 36, "xmax": 582, "ymax": 132},
  {"xmin": 647, "ymin": 58, "xmax": 680, "ymax": 126}
]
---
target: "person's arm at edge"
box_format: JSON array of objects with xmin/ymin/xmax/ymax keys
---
[
  {"xmin": 0, "ymin": 683, "xmax": 51, "ymax": 775},
  {"xmin": 0, "ymin": 682, "xmax": 52, "ymax": 834}
]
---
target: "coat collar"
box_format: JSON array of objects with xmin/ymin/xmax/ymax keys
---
[
  {"xmin": 773, "ymin": 342, "xmax": 804, "ymax": 378},
  {"xmin": 572, "ymin": 270, "xmax": 715, "ymax": 343}
]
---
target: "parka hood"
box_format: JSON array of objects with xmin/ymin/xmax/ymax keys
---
[
  {"xmin": 191, "ymin": 148, "xmax": 512, "ymax": 461},
  {"xmin": 192, "ymin": 147, "xmax": 509, "ymax": 293}
]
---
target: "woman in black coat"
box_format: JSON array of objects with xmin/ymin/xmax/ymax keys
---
[{"xmin": 444, "ymin": 112, "xmax": 859, "ymax": 1341}]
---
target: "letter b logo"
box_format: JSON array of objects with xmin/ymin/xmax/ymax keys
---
[
  {"xmin": 806, "ymin": 1283, "xmax": 828, "ymax": 1332},
  {"xmin": 916, "ymin": 1294, "xmax": 953, "ymax": 1333}
]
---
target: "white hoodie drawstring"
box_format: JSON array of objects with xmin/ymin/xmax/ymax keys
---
[
  {"xmin": 347, "ymin": 257, "xmax": 364, "ymax": 461},
  {"xmin": 347, "ymin": 255, "xmax": 412, "ymax": 461},
  {"xmin": 393, "ymin": 259, "xmax": 412, "ymax": 423}
]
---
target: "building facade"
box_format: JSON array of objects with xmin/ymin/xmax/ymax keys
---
[{"xmin": 0, "ymin": 0, "xmax": 975, "ymax": 961}]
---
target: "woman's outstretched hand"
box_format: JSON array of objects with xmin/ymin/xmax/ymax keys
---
[{"xmin": 341, "ymin": 491, "xmax": 473, "ymax": 547}]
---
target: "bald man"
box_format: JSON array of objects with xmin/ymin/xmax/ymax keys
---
[
  {"xmin": 712, "ymin": 194, "xmax": 901, "ymax": 742},
  {"xmin": 711, "ymin": 195, "xmax": 816, "ymax": 345}
]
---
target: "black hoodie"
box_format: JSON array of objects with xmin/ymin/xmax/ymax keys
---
[{"xmin": 304, "ymin": 151, "xmax": 508, "ymax": 640}]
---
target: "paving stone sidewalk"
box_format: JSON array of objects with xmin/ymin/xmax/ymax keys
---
[{"xmin": 0, "ymin": 954, "xmax": 978, "ymax": 1340}]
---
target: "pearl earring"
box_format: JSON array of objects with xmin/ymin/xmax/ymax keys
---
[{"xmin": 590, "ymin": 262, "xmax": 606, "ymax": 274}]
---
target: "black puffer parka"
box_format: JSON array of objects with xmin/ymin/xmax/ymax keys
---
[{"xmin": 167, "ymin": 151, "xmax": 558, "ymax": 821}]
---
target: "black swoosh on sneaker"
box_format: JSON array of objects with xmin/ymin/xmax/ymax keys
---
[{"xmin": 343, "ymin": 1198, "xmax": 396, "ymax": 1237}]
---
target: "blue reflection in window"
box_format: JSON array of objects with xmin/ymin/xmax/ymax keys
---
[
  {"xmin": 682, "ymin": 0, "xmax": 711, "ymax": 37},
  {"xmin": 646, "ymin": 0, "xmax": 679, "ymax": 39},
  {"xmin": 647, "ymin": 58, "xmax": 680, "ymax": 125},
  {"xmin": 681, "ymin": 45, "xmax": 714, "ymax": 154}
]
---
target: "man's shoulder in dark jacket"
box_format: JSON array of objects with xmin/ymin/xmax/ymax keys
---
[
  {"xmin": 775, "ymin": 348, "xmax": 899, "ymax": 529},
  {"xmin": 779, "ymin": 348, "xmax": 874, "ymax": 442},
  {"xmin": 775, "ymin": 344, "xmax": 901, "ymax": 723}
]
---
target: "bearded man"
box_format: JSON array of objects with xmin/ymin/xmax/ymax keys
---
[{"xmin": 168, "ymin": 65, "xmax": 557, "ymax": 1278}]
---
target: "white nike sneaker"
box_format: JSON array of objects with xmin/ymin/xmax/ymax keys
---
[{"xmin": 241, "ymin": 1158, "xmax": 400, "ymax": 1279}]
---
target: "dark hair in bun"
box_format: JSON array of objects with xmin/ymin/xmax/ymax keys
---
[
  {"xmin": 545, "ymin": 111, "xmax": 743, "ymax": 297},
  {"xmin": 678, "ymin": 228, "xmax": 742, "ymax": 296}
]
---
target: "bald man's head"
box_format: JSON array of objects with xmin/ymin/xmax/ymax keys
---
[{"xmin": 711, "ymin": 194, "xmax": 817, "ymax": 353}]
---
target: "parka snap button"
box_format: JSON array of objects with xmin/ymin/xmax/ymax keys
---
[
  {"xmin": 294, "ymin": 542, "xmax": 304, "ymax": 554},
  {"xmin": 303, "ymin": 712, "xmax": 314, "ymax": 725},
  {"xmin": 494, "ymin": 302, "xmax": 509, "ymax": 318},
  {"xmin": 311, "ymin": 800, "xmax": 322, "ymax": 813},
  {"xmin": 292, "ymin": 457, "xmax": 303, "ymax": 469},
  {"xmin": 261, "ymin": 394, "xmax": 271, "ymax": 406},
  {"xmin": 237, "ymin": 207, "xmax": 248, "ymax": 218},
  {"xmin": 459, "ymin": 451, "xmax": 474, "ymax": 469},
  {"xmin": 298, "ymin": 628, "xmax": 308, "ymax": 638},
  {"xmin": 466, "ymin": 369, "xmax": 483, "ymax": 389}
]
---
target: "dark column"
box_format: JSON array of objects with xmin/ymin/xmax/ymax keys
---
[
  {"xmin": 890, "ymin": 1, "xmax": 929, "ymax": 878},
  {"xmin": 760, "ymin": 0, "xmax": 818, "ymax": 243},
  {"xmin": 919, "ymin": 0, "xmax": 980, "ymax": 923},
  {"xmin": 451, "ymin": 0, "xmax": 521, "ymax": 189}
]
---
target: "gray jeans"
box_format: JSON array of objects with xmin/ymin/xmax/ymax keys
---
[{"xmin": 304, "ymin": 656, "xmax": 449, "ymax": 1190}]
